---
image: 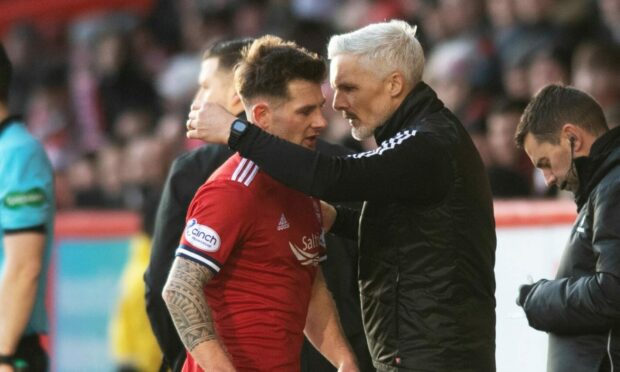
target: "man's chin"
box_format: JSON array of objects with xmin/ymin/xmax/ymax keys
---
[
  {"xmin": 351, "ymin": 126, "xmax": 373, "ymax": 141},
  {"xmin": 559, "ymin": 181, "xmax": 579, "ymax": 193}
]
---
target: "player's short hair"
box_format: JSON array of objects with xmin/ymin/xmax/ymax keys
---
[{"xmin": 234, "ymin": 35, "xmax": 326, "ymax": 103}]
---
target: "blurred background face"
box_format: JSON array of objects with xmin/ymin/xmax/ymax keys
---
[
  {"xmin": 330, "ymin": 54, "xmax": 393, "ymax": 140},
  {"xmin": 261, "ymin": 79, "xmax": 327, "ymax": 150},
  {"xmin": 487, "ymin": 112, "xmax": 520, "ymax": 166},
  {"xmin": 486, "ymin": 0, "xmax": 517, "ymax": 28},
  {"xmin": 194, "ymin": 57, "xmax": 234, "ymax": 112},
  {"xmin": 598, "ymin": 0, "xmax": 620, "ymax": 30}
]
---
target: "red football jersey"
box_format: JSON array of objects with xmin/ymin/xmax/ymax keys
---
[{"xmin": 177, "ymin": 154, "xmax": 326, "ymax": 372}]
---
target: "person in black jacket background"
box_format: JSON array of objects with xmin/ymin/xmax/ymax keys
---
[
  {"xmin": 187, "ymin": 20, "xmax": 497, "ymax": 372},
  {"xmin": 143, "ymin": 38, "xmax": 249, "ymax": 372},
  {"xmin": 145, "ymin": 37, "xmax": 373, "ymax": 372},
  {"xmin": 515, "ymin": 84, "xmax": 620, "ymax": 372}
]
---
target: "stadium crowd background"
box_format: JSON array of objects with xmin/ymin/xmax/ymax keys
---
[
  {"xmin": 1, "ymin": 0, "xmax": 619, "ymax": 371},
  {"xmin": 1, "ymin": 0, "xmax": 619, "ymax": 218}
]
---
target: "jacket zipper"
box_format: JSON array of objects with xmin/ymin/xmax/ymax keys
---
[{"xmin": 608, "ymin": 328, "xmax": 614, "ymax": 372}]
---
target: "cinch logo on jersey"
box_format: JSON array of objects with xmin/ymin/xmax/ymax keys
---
[
  {"xmin": 184, "ymin": 219, "xmax": 221, "ymax": 252},
  {"xmin": 288, "ymin": 232, "xmax": 325, "ymax": 266}
]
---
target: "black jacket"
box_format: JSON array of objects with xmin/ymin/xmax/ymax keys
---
[
  {"xmin": 144, "ymin": 139, "xmax": 373, "ymax": 371},
  {"xmin": 521, "ymin": 127, "xmax": 620, "ymax": 372},
  {"xmin": 233, "ymin": 82, "xmax": 497, "ymax": 371},
  {"xmin": 144, "ymin": 143, "xmax": 233, "ymax": 371}
]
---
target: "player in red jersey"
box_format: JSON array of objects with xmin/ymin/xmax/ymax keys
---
[{"xmin": 163, "ymin": 36, "xmax": 359, "ymax": 372}]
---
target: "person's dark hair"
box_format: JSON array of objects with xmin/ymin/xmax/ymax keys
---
[
  {"xmin": 515, "ymin": 84, "xmax": 608, "ymax": 148},
  {"xmin": 203, "ymin": 37, "xmax": 255, "ymax": 71},
  {"xmin": 234, "ymin": 35, "xmax": 326, "ymax": 102},
  {"xmin": 0, "ymin": 43, "xmax": 12, "ymax": 103}
]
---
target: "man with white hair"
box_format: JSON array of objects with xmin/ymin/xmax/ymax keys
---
[{"xmin": 186, "ymin": 20, "xmax": 497, "ymax": 371}]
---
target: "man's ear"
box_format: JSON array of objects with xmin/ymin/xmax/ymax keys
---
[
  {"xmin": 251, "ymin": 102, "xmax": 271, "ymax": 131},
  {"xmin": 561, "ymin": 123, "xmax": 582, "ymax": 151},
  {"xmin": 387, "ymin": 71, "xmax": 405, "ymax": 98},
  {"xmin": 229, "ymin": 91, "xmax": 244, "ymax": 115}
]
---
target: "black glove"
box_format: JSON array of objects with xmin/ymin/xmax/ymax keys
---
[{"xmin": 516, "ymin": 283, "xmax": 534, "ymax": 307}]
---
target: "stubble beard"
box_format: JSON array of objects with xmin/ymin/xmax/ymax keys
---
[{"xmin": 351, "ymin": 124, "xmax": 374, "ymax": 141}]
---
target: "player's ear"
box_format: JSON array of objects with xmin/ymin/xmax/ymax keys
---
[{"xmin": 251, "ymin": 102, "xmax": 272, "ymax": 131}]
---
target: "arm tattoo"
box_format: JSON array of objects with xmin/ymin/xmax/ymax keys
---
[{"xmin": 163, "ymin": 257, "xmax": 217, "ymax": 351}]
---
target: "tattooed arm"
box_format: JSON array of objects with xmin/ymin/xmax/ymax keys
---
[{"xmin": 162, "ymin": 257, "xmax": 235, "ymax": 372}]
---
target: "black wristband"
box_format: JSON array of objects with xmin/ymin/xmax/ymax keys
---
[
  {"xmin": 228, "ymin": 119, "xmax": 250, "ymax": 149},
  {"xmin": 0, "ymin": 354, "xmax": 15, "ymax": 366}
]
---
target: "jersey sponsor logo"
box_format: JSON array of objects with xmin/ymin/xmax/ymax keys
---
[
  {"xmin": 3, "ymin": 188, "xmax": 46, "ymax": 209},
  {"xmin": 184, "ymin": 219, "xmax": 221, "ymax": 252},
  {"xmin": 277, "ymin": 213, "xmax": 290, "ymax": 231},
  {"xmin": 349, "ymin": 129, "xmax": 417, "ymax": 159},
  {"xmin": 288, "ymin": 232, "xmax": 324, "ymax": 266}
]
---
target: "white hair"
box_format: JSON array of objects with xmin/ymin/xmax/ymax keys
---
[{"xmin": 327, "ymin": 20, "xmax": 425, "ymax": 85}]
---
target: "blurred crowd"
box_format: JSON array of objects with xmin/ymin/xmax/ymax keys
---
[{"xmin": 2, "ymin": 0, "xmax": 619, "ymax": 218}]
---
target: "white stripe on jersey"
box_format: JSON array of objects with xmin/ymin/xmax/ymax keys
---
[
  {"xmin": 237, "ymin": 159, "xmax": 255, "ymax": 183},
  {"xmin": 231, "ymin": 157, "xmax": 259, "ymax": 186},
  {"xmin": 350, "ymin": 129, "xmax": 417, "ymax": 159},
  {"xmin": 231, "ymin": 158, "xmax": 248, "ymax": 181},
  {"xmin": 177, "ymin": 247, "xmax": 221, "ymax": 272},
  {"xmin": 244, "ymin": 164, "xmax": 259, "ymax": 186}
]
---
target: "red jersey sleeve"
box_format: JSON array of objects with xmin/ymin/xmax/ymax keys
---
[{"xmin": 176, "ymin": 180, "xmax": 254, "ymax": 274}]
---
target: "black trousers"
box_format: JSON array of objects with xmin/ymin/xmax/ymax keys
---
[{"xmin": 14, "ymin": 334, "xmax": 48, "ymax": 372}]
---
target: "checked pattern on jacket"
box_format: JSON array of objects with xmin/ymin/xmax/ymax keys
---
[{"xmin": 349, "ymin": 129, "xmax": 417, "ymax": 159}]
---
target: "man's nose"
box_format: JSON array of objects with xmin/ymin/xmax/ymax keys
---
[
  {"xmin": 312, "ymin": 113, "xmax": 328, "ymax": 131},
  {"xmin": 543, "ymin": 171, "xmax": 557, "ymax": 187},
  {"xmin": 332, "ymin": 90, "xmax": 347, "ymax": 111}
]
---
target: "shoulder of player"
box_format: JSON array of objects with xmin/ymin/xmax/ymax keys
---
[{"xmin": 171, "ymin": 144, "xmax": 232, "ymax": 173}]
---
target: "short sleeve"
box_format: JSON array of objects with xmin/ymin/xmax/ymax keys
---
[
  {"xmin": 176, "ymin": 181, "xmax": 254, "ymax": 274},
  {"xmin": 0, "ymin": 140, "xmax": 54, "ymax": 231}
]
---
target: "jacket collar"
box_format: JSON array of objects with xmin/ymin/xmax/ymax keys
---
[
  {"xmin": 374, "ymin": 81, "xmax": 444, "ymax": 143},
  {"xmin": 574, "ymin": 126, "xmax": 620, "ymax": 209},
  {"xmin": 0, "ymin": 115, "xmax": 20, "ymax": 135}
]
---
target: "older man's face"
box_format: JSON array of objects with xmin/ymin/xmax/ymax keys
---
[{"xmin": 330, "ymin": 54, "xmax": 394, "ymax": 140}]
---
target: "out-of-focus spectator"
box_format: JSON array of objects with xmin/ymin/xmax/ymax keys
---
[
  {"xmin": 156, "ymin": 53, "xmax": 201, "ymax": 113},
  {"xmin": 66, "ymin": 153, "xmax": 107, "ymax": 208},
  {"xmin": 526, "ymin": 46, "xmax": 570, "ymax": 97},
  {"xmin": 571, "ymin": 41, "xmax": 620, "ymax": 112},
  {"xmin": 154, "ymin": 111, "xmax": 185, "ymax": 158},
  {"xmin": 502, "ymin": 58, "xmax": 531, "ymax": 101},
  {"xmin": 26, "ymin": 63, "xmax": 75, "ymax": 170},
  {"xmin": 486, "ymin": 98, "xmax": 532, "ymax": 197},
  {"xmin": 93, "ymin": 30, "xmax": 159, "ymax": 134},
  {"xmin": 425, "ymin": 38, "xmax": 492, "ymax": 132},
  {"xmin": 597, "ymin": 0, "xmax": 620, "ymax": 43},
  {"xmin": 96, "ymin": 143, "xmax": 125, "ymax": 209},
  {"xmin": 113, "ymin": 107, "xmax": 155, "ymax": 144},
  {"xmin": 121, "ymin": 135, "xmax": 168, "ymax": 212}
]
